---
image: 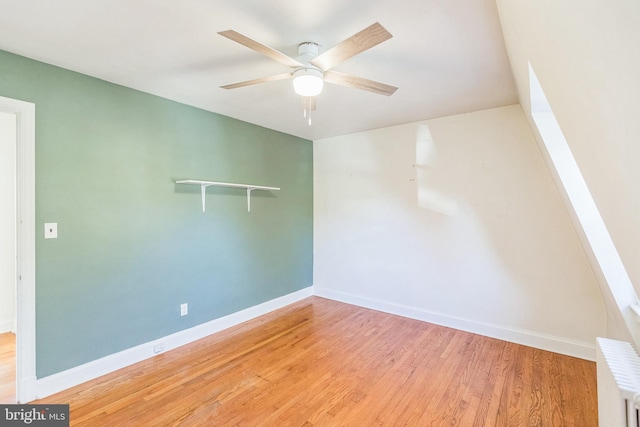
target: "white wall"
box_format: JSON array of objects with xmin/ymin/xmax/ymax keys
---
[
  {"xmin": 314, "ymin": 105, "xmax": 605, "ymax": 359},
  {"xmin": 496, "ymin": 0, "xmax": 640, "ymax": 343},
  {"xmin": 0, "ymin": 111, "xmax": 16, "ymax": 333}
]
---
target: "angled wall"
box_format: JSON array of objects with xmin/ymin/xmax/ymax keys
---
[{"xmin": 496, "ymin": 0, "xmax": 640, "ymax": 344}]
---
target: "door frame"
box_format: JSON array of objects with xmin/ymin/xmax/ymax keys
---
[{"xmin": 0, "ymin": 95, "xmax": 36, "ymax": 403}]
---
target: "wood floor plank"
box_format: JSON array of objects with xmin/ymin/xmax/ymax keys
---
[
  {"xmin": 0, "ymin": 332, "xmax": 16, "ymax": 404},
  {"xmin": 34, "ymin": 297, "xmax": 598, "ymax": 426},
  {"xmin": 470, "ymin": 337, "xmax": 505, "ymax": 427}
]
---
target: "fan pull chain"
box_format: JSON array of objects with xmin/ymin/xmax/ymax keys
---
[{"xmin": 302, "ymin": 96, "xmax": 314, "ymax": 126}]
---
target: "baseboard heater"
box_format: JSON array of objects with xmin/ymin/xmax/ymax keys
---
[{"xmin": 597, "ymin": 337, "xmax": 640, "ymax": 426}]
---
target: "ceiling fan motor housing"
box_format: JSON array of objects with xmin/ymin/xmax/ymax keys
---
[{"xmin": 297, "ymin": 42, "xmax": 320, "ymax": 63}]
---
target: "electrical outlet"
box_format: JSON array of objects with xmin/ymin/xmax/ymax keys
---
[
  {"xmin": 180, "ymin": 303, "xmax": 188, "ymax": 316},
  {"xmin": 153, "ymin": 343, "xmax": 165, "ymax": 354}
]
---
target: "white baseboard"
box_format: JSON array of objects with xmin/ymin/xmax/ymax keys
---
[
  {"xmin": 314, "ymin": 287, "xmax": 596, "ymax": 361},
  {"xmin": 34, "ymin": 284, "xmax": 594, "ymax": 400},
  {"xmin": 36, "ymin": 286, "xmax": 313, "ymax": 399},
  {"xmin": 0, "ymin": 318, "xmax": 15, "ymax": 334}
]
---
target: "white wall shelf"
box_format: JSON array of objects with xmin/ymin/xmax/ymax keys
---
[{"xmin": 175, "ymin": 180, "xmax": 280, "ymax": 212}]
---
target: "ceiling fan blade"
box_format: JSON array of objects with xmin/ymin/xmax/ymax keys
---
[
  {"xmin": 324, "ymin": 70, "xmax": 398, "ymax": 96},
  {"xmin": 220, "ymin": 73, "xmax": 293, "ymax": 90},
  {"xmin": 218, "ymin": 30, "xmax": 304, "ymax": 68},
  {"xmin": 310, "ymin": 22, "xmax": 392, "ymax": 71}
]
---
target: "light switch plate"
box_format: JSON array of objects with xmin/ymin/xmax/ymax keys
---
[{"xmin": 44, "ymin": 223, "xmax": 58, "ymax": 239}]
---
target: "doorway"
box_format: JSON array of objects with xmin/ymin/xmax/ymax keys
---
[
  {"xmin": 0, "ymin": 111, "xmax": 17, "ymax": 403},
  {"xmin": 0, "ymin": 96, "xmax": 36, "ymax": 403}
]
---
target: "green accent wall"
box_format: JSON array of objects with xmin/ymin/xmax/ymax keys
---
[{"xmin": 0, "ymin": 50, "xmax": 313, "ymax": 377}]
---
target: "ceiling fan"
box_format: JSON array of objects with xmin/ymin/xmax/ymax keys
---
[{"xmin": 218, "ymin": 22, "xmax": 398, "ymax": 124}]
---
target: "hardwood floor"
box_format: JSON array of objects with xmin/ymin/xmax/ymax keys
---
[
  {"xmin": 35, "ymin": 297, "xmax": 597, "ymax": 426},
  {"xmin": 0, "ymin": 332, "xmax": 16, "ymax": 404}
]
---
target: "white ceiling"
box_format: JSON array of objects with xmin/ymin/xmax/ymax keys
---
[{"xmin": 0, "ymin": 0, "xmax": 518, "ymax": 140}]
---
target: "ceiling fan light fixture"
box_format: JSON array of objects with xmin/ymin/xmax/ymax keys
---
[{"xmin": 293, "ymin": 67, "xmax": 324, "ymax": 97}]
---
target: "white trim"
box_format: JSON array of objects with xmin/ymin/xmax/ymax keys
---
[
  {"xmin": 36, "ymin": 286, "xmax": 313, "ymax": 399},
  {"xmin": 314, "ymin": 287, "xmax": 596, "ymax": 361},
  {"xmin": 0, "ymin": 96, "xmax": 36, "ymax": 403}
]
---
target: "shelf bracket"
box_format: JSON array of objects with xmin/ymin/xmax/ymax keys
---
[
  {"xmin": 247, "ymin": 187, "xmax": 254, "ymax": 212},
  {"xmin": 201, "ymin": 183, "xmax": 207, "ymax": 213}
]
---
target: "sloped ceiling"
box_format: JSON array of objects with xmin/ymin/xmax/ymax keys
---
[{"xmin": 0, "ymin": 0, "xmax": 517, "ymax": 140}]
